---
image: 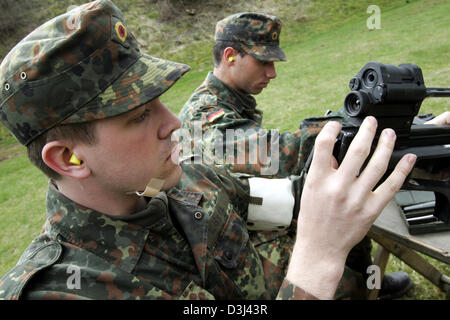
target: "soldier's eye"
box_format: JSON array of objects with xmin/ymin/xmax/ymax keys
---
[{"xmin": 134, "ymin": 107, "xmax": 151, "ymax": 123}]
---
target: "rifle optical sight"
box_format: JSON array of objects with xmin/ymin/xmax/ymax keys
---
[
  {"xmin": 343, "ymin": 63, "xmax": 427, "ymax": 121},
  {"xmin": 305, "ymin": 62, "xmax": 450, "ymax": 231}
]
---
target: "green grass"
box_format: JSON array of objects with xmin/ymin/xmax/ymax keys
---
[
  {"xmin": 256, "ymin": 0, "xmax": 450, "ymax": 131},
  {"xmin": 0, "ymin": 154, "xmax": 47, "ymax": 271},
  {"xmin": 0, "ymin": 0, "xmax": 449, "ymax": 299}
]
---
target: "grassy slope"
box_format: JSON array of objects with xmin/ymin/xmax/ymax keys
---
[
  {"xmin": 0, "ymin": 154, "xmax": 47, "ymax": 271},
  {"xmin": 0, "ymin": 0, "xmax": 449, "ymax": 299},
  {"xmin": 167, "ymin": 0, "xmax": 450, "ymax": 127}
]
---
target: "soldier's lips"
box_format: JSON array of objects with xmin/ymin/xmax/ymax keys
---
[{"xmin": 167, "ymin": 143, "xmax": 180, "ymax": 164}]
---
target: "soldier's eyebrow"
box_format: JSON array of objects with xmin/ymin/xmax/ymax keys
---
[{"xmin": 124, "ymin": 105, "xmax": 146, "ymax": 121}]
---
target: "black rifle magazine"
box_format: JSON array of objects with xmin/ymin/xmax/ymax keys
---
[{"xmin": 395, "ymin": 190, "xmax": 450, "ymax": 235}]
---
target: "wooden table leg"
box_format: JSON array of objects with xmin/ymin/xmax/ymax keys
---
[
  {"xmin": 368, "ymin": 243, "xmax": 390, "ymax": 300},
  {"xmin": 368, "ymin": 231, "xmax": 450, "ymax": 294}
]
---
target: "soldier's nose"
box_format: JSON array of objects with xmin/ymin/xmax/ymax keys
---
[{"xmin": 266, "ymin": 62, "xmax": 276, "ymax": 79}]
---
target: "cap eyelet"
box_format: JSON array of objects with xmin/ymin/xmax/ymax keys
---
[
  {"xmin": 20, "ymin": 72, "xmax": 27, "ymax": 80},
  {"xmin": 4, "ymin": 82, "xmax": 10, "ymax": 91}
]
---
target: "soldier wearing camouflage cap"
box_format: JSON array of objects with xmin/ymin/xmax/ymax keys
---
[
  {"xmin": 179, "ymin": 11, "xmax": 316, "ymax": 179},
  {"xmin": 0, "ymin": 1, "xmax": 417, "ymax": 301},
  {"xmin": 179, "ymin": 12, "xmax": 416, "ymax": 299},
  {"xmin": 0, "ymin": 1, "xmax": 190, "ymax": 148},
  {"xmin": 214, "ymin": 12, "xmax": 286, "ymax": 62}
]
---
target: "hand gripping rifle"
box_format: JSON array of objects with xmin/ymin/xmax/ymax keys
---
[{"xmin": 306, "ymin": 62, "xmax": 450, "ymax": 226}]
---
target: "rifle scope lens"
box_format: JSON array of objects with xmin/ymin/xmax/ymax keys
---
[
  {"xmin": 363, "ymin": 69, "xmax": 378, "ymax": 88},
  {"xmin": 344, "ymin": 92, "xmax": 363, "ymax": 116}
]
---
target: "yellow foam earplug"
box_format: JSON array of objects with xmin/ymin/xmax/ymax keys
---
[
  {"xmin": 228, "ymin": 56, "xmax": 235, "ymax": 62},
  {"xmin": 69, "ymin": 154, "xmax": 81, "ymax": 165}
]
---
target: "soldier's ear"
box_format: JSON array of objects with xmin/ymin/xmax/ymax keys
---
[
  {"xmin": 223, "ymin": 47, "xmax": 238, "ymax": 65},
  {"xmin": 42, "ymin": 141, "xmax": 91, "ymax": 179}
]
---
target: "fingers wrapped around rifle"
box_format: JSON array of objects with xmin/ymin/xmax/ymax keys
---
[
  {"xmin": 357, "ymin": 127, "xmax": 397, "ymax": 194},
  {"xmin": 338, "ymin": 116, "xmax": 377, "ymax": 181},
  {"xmin": 308, "ymin": 121, "xmax": 342, "ymax": 179},
  {"xmin": 369, "ymin": 152, "xmax": 417, "ymax": 214}
]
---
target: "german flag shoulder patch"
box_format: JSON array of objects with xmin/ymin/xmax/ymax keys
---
[{"xmin": 207, "ymin": 109, "xmax": 225, "ymax": 123}]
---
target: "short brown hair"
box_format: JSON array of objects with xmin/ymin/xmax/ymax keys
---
[
  {"xmin": 27, "ymin": 122, "xmax": 97, "ymax": 180},
  {"xmin": 213, "ymin": 40, "xmax": 245, "ymax": 67}
]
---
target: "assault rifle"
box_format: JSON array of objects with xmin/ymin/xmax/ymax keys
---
[{"xmin": 306, "ymin": 62, "xmax": 450, "ymax": 231}]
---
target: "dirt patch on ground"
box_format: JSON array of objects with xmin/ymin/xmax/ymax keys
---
[{"xmin": 0, "ymin": 143, "xmax": 26, "ymax": 162}]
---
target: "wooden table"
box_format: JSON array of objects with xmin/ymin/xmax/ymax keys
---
[{"xmin": 367, "ymin": 199, "xmax": 450, "ymax": 299}]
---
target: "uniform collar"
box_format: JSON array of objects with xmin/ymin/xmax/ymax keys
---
[
  {"xmin": 45, "ymin": 182, "xmax": 173, "ymax": 273},
  {"xmin": 166, "ymin": 187, "xmax": 202, "ymax": 206},
  {"xmin": 204, "ymin": 72, "xmax": 260, "ymax": 119}
]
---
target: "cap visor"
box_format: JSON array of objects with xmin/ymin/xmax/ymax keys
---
[
  {"xmin": 66, "ymin": 54, "xmax": 190, "ymax": 123},
  {"xmin": 243, "ymin": 45, "xmax": 286, "ymax": 62}
]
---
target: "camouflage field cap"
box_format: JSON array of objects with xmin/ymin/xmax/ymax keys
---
[
  {"xmin": 214, "ymin": 12, "xmax": 286, "ymax": 62},
  {"xmin": 0, "ymin": 0, "xmax": 190, "ymax": 145}
]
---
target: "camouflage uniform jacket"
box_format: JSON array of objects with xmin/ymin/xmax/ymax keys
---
[
  {"xmin": 0, "ymin": 160, "xmax": 310, "ymax": 300},
  {"xmin": 179, "ymin": 72, "xmax": 347, "ymax": 178}
]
